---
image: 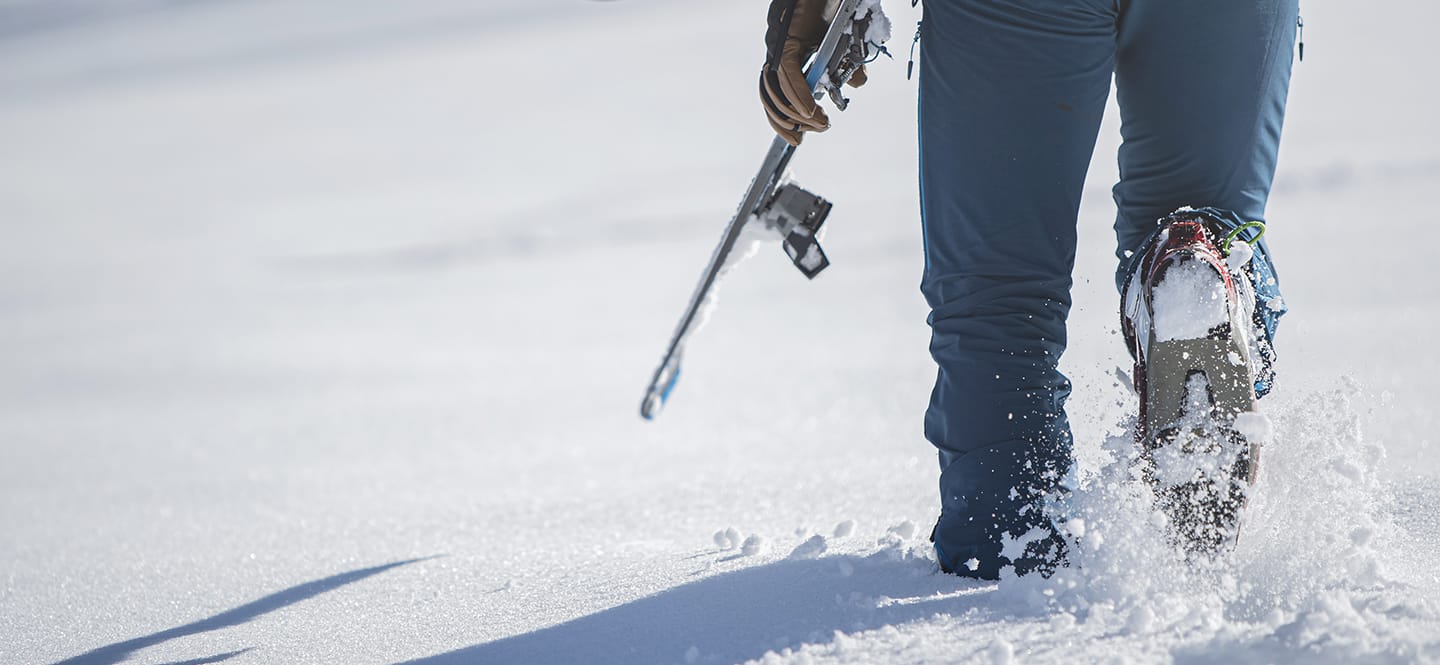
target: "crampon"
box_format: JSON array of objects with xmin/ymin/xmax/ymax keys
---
[{"xmin": 1122, "ymin": 211, "xmax": 1268, "ymax": 553}]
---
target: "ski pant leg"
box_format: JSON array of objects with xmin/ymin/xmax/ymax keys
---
[
  {"xmin": 1111, "ymin": 0, "xmax": 1299, "ymax": 347},
  {"xmin": 918, "ymin": 0, "xmax": 1116, "ymax": 577}
]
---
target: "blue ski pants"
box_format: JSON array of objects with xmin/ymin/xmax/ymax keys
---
[{"xmin": 919, "ymin": 0, "xmax": 1299, "ymax": 576}]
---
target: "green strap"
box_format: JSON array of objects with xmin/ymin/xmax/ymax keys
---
[{"xmin": 1223, "ymin": 221, "xmax": 1267, "ymax": 255}]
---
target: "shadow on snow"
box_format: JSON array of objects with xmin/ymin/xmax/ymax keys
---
[
  {"xmin": 401, "ymin": 551, "xmax": 994, "ymax": 665},
  {"xmin": 52, "ymin": 557, "xmax": 430, "ymax": 665}
]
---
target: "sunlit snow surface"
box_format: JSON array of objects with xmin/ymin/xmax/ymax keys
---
[{"xmin": 1, "ymin": 1, "xmax": 1438, "ymax": 664}]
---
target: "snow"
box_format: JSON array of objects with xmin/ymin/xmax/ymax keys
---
[
  {"xmin": 999, "ymin": 527, "xmax": 1050, "ymax": 562},
  {"xmin": 2, "ymin": 1, "xmax": 1439, "ymax": 664},
  {"xmin": 742, "ymin": 535, "xmax": 769, "ymax": 558},
  {"xmin": 855, "ymin": 0, "xmax": 893, "ymax": 48},
  {"xmin": 798, "ymin": 242, "xmax": 826, "ymax": 272},
  {"xmin": 1150, "ymin": 258, "xmax": 1231, "ymax": 342},
  {"xmin": 1227, "ymin": 238, "xmax": 1256, "ymax": 273},
  {"xmin": 716, "ymin": 527, "xmax": 744, "ymax": 550},
  {"xmin": 694, "ymin": 220, "xmax": 773, "ymax": 337},
  {"xmin": 789, "ymin": 535, "xmax": 830, "ymax": 560},
  {"xmin": 885, "ymin": 520, "xmax": 918, "ymax": 541},
  {"xmin": 985, "ymin": 639, "xmax": 1015, "ymax": 665},
  {"xmin": 1233, "ymin": 412, "xmax": 1275, "ymax": 446}
]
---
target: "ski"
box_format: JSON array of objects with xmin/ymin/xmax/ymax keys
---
[{"xmin": 639, "ymin": 0, "xmax": 883, "ymax": 420}]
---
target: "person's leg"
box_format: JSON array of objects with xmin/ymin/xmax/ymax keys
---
[
  {"xmin": 1112, "ymin": 0, "xmax": 1299, "ymax": 361},
  {"xmin": 919, "ymin": 0, "xmax": 1116, "ymax": 578}
]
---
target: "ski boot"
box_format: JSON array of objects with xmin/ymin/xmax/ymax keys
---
[{"xmin": 1121, "ymin": 210, "xmax": 1269, "ymax": 553}]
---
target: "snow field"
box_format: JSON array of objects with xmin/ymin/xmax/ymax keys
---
[{"xmin": 1, "ymin": 0, "xmax": 1438, "ymax": 664}]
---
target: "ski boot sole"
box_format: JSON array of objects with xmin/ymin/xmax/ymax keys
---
[
  {"xmin": 1142, "ymin": 335, "xmax": 1259, "ymax": 553},
  {"xmin": 1127, "ymin": 220, "xmax": 1263, "ymax": 554}
]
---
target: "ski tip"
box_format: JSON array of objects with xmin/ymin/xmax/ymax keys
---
[
  {"xmin": 639, "ymin": 365, "xmax": 682, "ymax": 421},
  {"xmin": 640, "ymin": 392, "xmax": 663, "ymax": 421}
]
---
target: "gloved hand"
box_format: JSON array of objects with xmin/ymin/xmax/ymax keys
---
[{"xmin": 760, "ymin": 0, "xmax": 867, "ymax": 146}]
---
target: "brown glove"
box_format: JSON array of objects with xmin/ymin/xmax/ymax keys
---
[{"xmin": 759, "ymin": 0, "xmax": 867, "ymax": 146}]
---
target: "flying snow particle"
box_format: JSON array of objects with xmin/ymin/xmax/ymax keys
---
[
  {"xmin": 741, "ymin": 535, "xmax": 767, "ymax": 557},
  {"xmin": 833, "ymin": 520, "xmax": 856, "ymax": 538},
  {"xmin": 1000, "ymin": 527, "xmax": 1049, "ymax": 561},
  {"xmin": 1232, "ymin": 411, "xmax": 1274, "ymax": 446},
  {"xmin": 987, "ymin": 639, "xmax": 1015, "ymax": 665},
  {"xmin": 1125, "ymin": 604, "xmax": 1156, "ymax": 634}
]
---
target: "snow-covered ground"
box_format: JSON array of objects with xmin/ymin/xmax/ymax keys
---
[{"xmin": 2, "ymin": 1, "xmax": 1437, "ymax": 663}]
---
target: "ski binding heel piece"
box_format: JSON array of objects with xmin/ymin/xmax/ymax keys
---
[{"xmin": 757, "ymin": 182, "xmax": 832, "ymax": 279}]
